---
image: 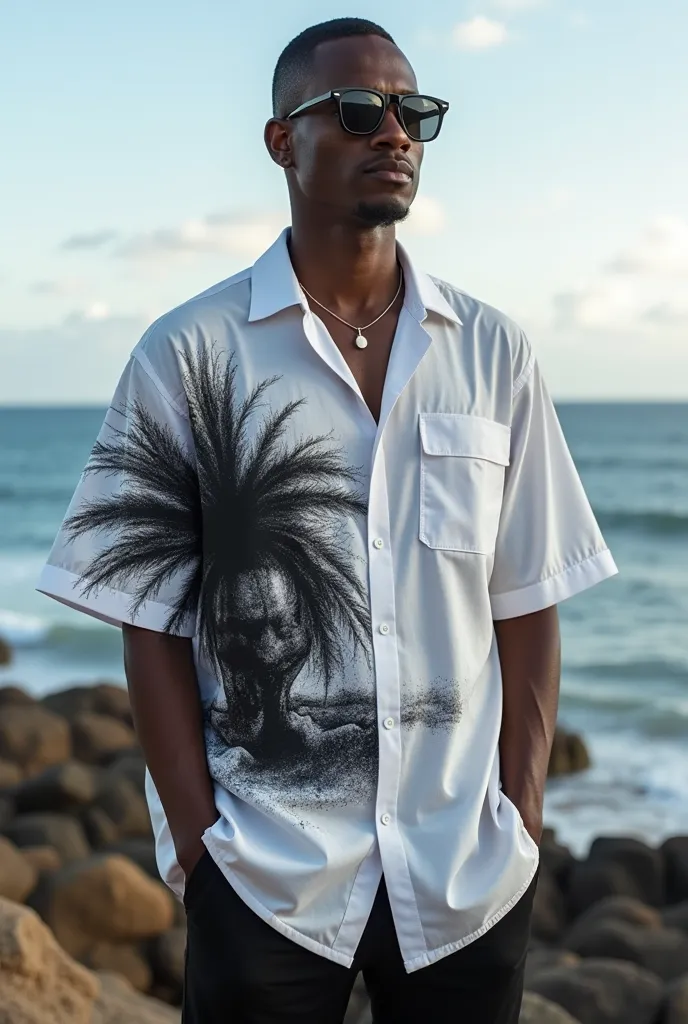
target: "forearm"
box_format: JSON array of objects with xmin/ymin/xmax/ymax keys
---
[
  {"xmin": 122, "ymin": 624, "xmax": 217, "ymax": 869},
  {"xmin": 494, "ymin": 605, "xmax": 561, "ymax": 842}
]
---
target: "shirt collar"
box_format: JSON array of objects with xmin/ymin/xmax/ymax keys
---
[{"xmin": 248, "ymin": 228, "xmax": 462, "ymax": 327}]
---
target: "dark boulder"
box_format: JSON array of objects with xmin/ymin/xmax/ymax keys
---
[
  {"xmin": 587, "ymin": 837, "xmax": 665, "ymax": 907},
  {"xmin": 663, "ymin": 838, "xmax": 688, "ymax": 905},
  {"xmin": 3, "ymin": 811, "xmax": 91, "ymax": 863},
  {"xmin": 566, "ymin": 919, "xmax": 688, "ymax": 982},
  {"xmin": 532, "ymin": 868, "xmax": 567, "ymax": 942},
  {"xmin": 14, "ymin": 761, "xmax": 100, "ymax": 814},
  {"xmin": 529, "ymin": 958, "xmax": 663, "ymax": 1024}
]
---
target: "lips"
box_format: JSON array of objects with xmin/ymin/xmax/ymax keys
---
[{"xmin": 363, "ymin": 160, "xmax": 415, "ymax": 184}]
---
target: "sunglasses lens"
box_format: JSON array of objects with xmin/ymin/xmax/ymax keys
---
[
  {"xmin": 400, "ymin": 96, "xmax": 443, "ymax": 141},
  {"xmin": 339, "ymin": 90, "xmax": 385, "ymax": 134}
]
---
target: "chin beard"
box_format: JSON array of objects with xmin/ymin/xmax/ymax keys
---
[{"xmin": 354, "ymin": 198, "xmax": 410, "ymax": 229}]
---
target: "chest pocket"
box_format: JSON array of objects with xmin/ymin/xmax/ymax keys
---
[{"xmin": 419, "ymin": 413, "xmax": 511, "ymax": 554}]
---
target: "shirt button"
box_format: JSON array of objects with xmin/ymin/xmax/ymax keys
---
[
  {"xmin": 383, "ymin": 717, "xmax": 395, "ymax": 730},
  {"xmin": 379, "ymin": 624, "xmax": 390, "ymax": 635},
  {"xmin": 380, "ymin": 813, "xmax": 392, "ymax": 826},
  {"xmin": 373, "ymin": 538, "xmax": 384, "ymax": 550}
]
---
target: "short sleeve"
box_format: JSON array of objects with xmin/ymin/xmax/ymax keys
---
[
  {"xmin": 489, "ymin": 346, "xmax": 618, "ymax": 620},
  {"xmin": 36, "ymin": 351, "xmax": 199, "ymax": 636}
]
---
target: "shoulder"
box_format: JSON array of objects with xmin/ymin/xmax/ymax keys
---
[
  {"xmin": 130, "ymin": 267, "xmax": 253, "ymax": 413},
  {"xmin": 429, "ymin": 275, "xmax": 534, "ymax": 388}
]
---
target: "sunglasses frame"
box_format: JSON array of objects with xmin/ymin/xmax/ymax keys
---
[{"xmin": 286, "ymin": 88, "xmax": 449, "ymax": 142}]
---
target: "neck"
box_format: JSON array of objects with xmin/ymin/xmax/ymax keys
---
[{"xmin": 288, "ymin": 215, "xmax": 400, "ymax": 316}]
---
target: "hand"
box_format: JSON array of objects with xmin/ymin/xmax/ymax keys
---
[
  {"xmin": 521, "ymin": 814, "xmax": 543, "ymax": 847},
  {"xmin": 177, "ymin": 838, "xmax": 207, "ymax": 882}
]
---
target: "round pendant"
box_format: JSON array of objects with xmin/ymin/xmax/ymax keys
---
[{"xmin": 355, "ymin": 335, "xmax": 368, "ymax": 350}]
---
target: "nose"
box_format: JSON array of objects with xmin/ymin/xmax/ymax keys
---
[{"xmin": 371, "ymin": 102, "xmax": 411, "ymax": 151}]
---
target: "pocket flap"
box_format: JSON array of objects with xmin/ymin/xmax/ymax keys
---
[{"xmin": 420, "ymin": 413, "xmax": 511, "ymax": 466}]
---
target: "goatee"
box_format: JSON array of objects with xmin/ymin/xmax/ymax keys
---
[{"xmin": 354, "ymin": 199, "xmax": 410, "ymax": 229}]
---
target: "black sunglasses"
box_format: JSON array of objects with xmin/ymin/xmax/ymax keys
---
[{"xmin": 286, "ymin": 88, "xmax": 449, "ymax": 143}]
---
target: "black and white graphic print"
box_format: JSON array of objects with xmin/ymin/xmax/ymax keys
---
[{"xmin": 66, "ymin": 349, "xmax": 461, "ymax": 814}]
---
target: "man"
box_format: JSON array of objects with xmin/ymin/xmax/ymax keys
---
[{"xmin": 38, "ymin": 17, "xmax": 618, "ymax": 1024}]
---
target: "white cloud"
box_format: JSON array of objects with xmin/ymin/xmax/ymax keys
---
[
  {"xmin": 401, "ymin": 196, "xmax": 446, "ymax": 236},
  {"xmin": 453, "ymin": 17, "xmax": 508, "ymax": 51},
  {"xmin": 554, "ymin": 216, "xmax": 688, "ymax": 332},
  {"xmin": 60, "ymin": 230, "xmax": 117, "ymax": 251},
  {"xmin": 116, "ymin": 212, "xmax": 287, "ymax": 262},
  {"xmin": 493, "ymin": 0, "xmax": 545, "ymax": 9}
]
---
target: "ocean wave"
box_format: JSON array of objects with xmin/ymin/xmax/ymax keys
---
[
  {"xmin": 577, "ymin": 456, "xmax": 688, "ymax": 472},
  {"xmin": 0, "ymin": 609, "xmax": 120, "ymax": 658},
  {"xmin": 596, "ymin": 509, "xmax": 688, "ymax": 537},
  {"xmin": 569, "ymin": 658, "xmax": 688, "ymax": 683}
]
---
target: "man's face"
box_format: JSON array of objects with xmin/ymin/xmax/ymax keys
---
[{"xmin": 281, "ymin": 35, "xmax": 424, "ymax": 227}]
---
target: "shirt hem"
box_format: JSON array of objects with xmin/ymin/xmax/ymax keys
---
[
  {"xmin": 36, "ymin": 563, "xmax": 195, "ymax": 636},
  {"xmin": 489, "ymin": 547, "xmax": 618, "ymax": 620},
  {"xmin": 203, "ymin": 832, "xmax": 355, "ymax": 969},
  {"xmin": 402, "ymin": 854, "xmax": 540, "ymax": 973}
]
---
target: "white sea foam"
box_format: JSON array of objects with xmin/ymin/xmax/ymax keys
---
[{"xmin": 0, "ymin": 608, "xmax": 50, "ymax": 646}]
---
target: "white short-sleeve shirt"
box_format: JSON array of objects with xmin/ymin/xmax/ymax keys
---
[{"xmin": 37, "ymin": 229, "xmax": 617, "ymax": 972}]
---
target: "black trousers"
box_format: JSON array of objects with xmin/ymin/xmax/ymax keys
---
[{"xmin": 183, "ymin": 852, "xmax": 537, "ymax": 1024}]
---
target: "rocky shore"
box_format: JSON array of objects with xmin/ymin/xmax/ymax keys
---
[{"xmin": 1, "ymin": 680, "xmax": 688, "ymax": 1023}]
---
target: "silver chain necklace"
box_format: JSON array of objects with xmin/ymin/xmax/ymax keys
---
[{"xmin": 299, "ymin": 269, "xmax": 403, "ymax": 350}]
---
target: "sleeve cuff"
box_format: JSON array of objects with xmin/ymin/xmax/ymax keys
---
[
  {"xmin": 490, "ymin": 548, "xmax": 618, "ymax": 620},
  {"xmin": 36, "ymin": 563, "xmax": 196, "ymax": 636}
]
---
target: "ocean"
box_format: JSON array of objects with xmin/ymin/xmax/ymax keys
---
[{"xmin": 1, "ymin": 403, "xmax": 687, "ymax": 855}]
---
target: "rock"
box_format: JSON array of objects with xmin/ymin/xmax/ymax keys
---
[
  {"xmin": 664, "ymin": 902, "xmax": 688, "ymax": 935},
  {"xmin": 94, "ymin": 970, "xmax": 180, "ymax": 1023},
  {"xmin": 529, "ymin": 958, "xmax": 664, "ymax": 1024},
  {"xmin": 105, "ymin": 838, "xmax": 159, "ymax": 878},
  {"xmin": 71, "ymin": 712, "xmax": 136, "ymax": 765},
  {"xmin": 664, "ymin": 974, "xmax": 688, "ymax": 1024},
  {"xmin": 0, "ymin": 684, "xmax": 34, "ymax": 705},
  {"xmin": 519, "ymin": 991, "xmax": 582, "ymax": 1023},
  {"xmin": 564, "ymin": 895, "xmax": 662, "ymax": 949},
  {"xmin": 92, "ymin": 775, "xmax": 153, "ymax": 841},
  {"xmin": 566, "ymin": 919, "xmax": 688, "ymax": 981},
  {"xmin": 0, "ymin": 897, "xmax": 178, "ymax": 1024},
  {"xmin": 0, "ymin": 895, "xmax": 99, "ymax": 1023},
  {"xmin": 31, "ymin": 853, "xmax": 174, "ymax": 957},
  {"xmin": 525, "ymin": 949, "xmax": 580, "ymax": 989},
  {"xmin": 21, "ymin": 844, "xmax": 62, "ymax": 875},
  {"xmin": 664, "ymin": 838, "xmax": 688, "ymax": 905},
  {"xmin": 566, "ymin": 859, "xmax": 647, "ymax": 919},
  {"xmin": 43, "ymin": 684, "xmax": 132, "ymax": 727},
  {"xmin": 0, "ymin": 835, "xmax": 38, "ymax": 901},
  {"xmin": 3, "ymin": 811, "xmax": 91, "ymax": 863},
  {"xmin": 588, "ymin": 837, "xmax": 665, "ymax": 907},
  {"xmin": 540, "ymin": 832, "xmax": 577, "ymax": 890},
  {"xmin": 83, "ymin": 942, "xmax": 153, "ymax": 992},
  {"xmin": 0, "ymin": 704, "xmax": 71, "ymax": 775},
  {"xmin": 14, "ymin": 760, "xmax": 100, "ymax": 814},
  {"xmin": 548, "ymin": 729, "xmax": 591, "ymax": 777},
  {"xmin": 0, "ymin": 639, "xmax": 13, "ymax": 666},
  {"xmin": 0, "ymin": 794, "xmax": 14, "ymax": 829},
  {"xmin": 149, "ymin": 927, "xmax": 186, "ymax": 997},
  {"xmin": 0, "ymin": 758, "xmax": 23, "ymax": 789},
  {"xmin": 105, "ymin": 749, "xmax": 147, "ymax": 794},
  {"xmin": 82, "ymin": 806, "xmax": 121, "ymax": 848},
  {"xmin": 532, "ymin": 869, "xmax": 567, "ymax": 941}
]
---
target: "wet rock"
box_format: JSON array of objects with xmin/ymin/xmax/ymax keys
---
[
  {"xmin": 519, "ymin": 991, "xmax": 582, "ymax": 1023},
  {"xmin": 21, "ymin": 844, "xmax": 62, "ymax": 875},
  {"xmin": 0, "ymin": 684, "xmax": 34, "ymax": 705},
  {"xmin": 567, "ymin": 919, "xmax": 688, "ymax": 981},
  {"xmin": 94, "ymin": 970, "xmax": 180, "ymax": 1023},
  {"xmin": 0, "ymin": 757, "xmax": 23, "ymax": 789},
  {"xmin": 566, "ymin": 859, "xmax": 646, "ymax": 919},
  {"xmin": 664, "ymin": 974, "xmax": 688, "ymax": 1024},
  {"xmin": 588, "ymin": 837, "xmax": 665, "ymax": 907},
  {"xmin": 525, "ymin": 949, "xmax": 580, "ymax": 989},
  {"xmin": 4, "ymin": 811, "xmax": 91, "ymax": 863},
  {"xmin": 548, "ymin": 729, "xmax": 591, "ymax": 777},
  {"xmin": 84, "ymin": 941, "xmax": 153, "ymax": 992},
  {"xmin": 149, "ymin": 927, "xmax": 186, "ymax": 998},
  {"xmin": 105, "ymin": 749, "xmax": 147, "ymax": 794},
  {"xmin": 0, "ymin": 793, "xmax": 14, "ymax": 829},
  {"xmin": 532, "ymin": 868, "xmax": 567, "ymax": 942},
  {"xmin": 92, "ymin": 775, "xmax": 153, "ymax": 841},
  {"xmin": 82, "ymin": 805, "xmax": 120, "ymax": 848},
  {"xmin": 0, "ymin": 638, "xmax": 13, "ymax": 666},
  {"xmin": 14, "ymin": 760, "xmax": 100, "ymax": 814},
  {"xmin": 72, "ymin": 712, "xmax": 136, "ymax": 765},
  {"xmin": 663, "ymin": 838, "xmax": 688, "ymax": 905},
  {"xmin": 43, "ymin": 683, "xmax": 132, "ymax": 727},
  {"xmin": 540, "ymin": 831, "xmax": 577, "ymax": 891},
  {"xmin": 0, "ymin": 704, "xmax": 71, "ymax": 775},
  {"xmin": 0, "ymin": 835, "xmax": 38, "ymax": 901},
  {"xmin": 31, "ymin": 853, "xmax": 174, "ymax": 958},
  {"xmin": 563, "ymin": 895, "xmax": 662, "ymax": 949},
  {"xmin": 664, "ymin": 902, "xmax": 688, "ymax": 935},
  {"xmin": 529, "ymin": 957, "xmax": 664, "ymax": 1024}
]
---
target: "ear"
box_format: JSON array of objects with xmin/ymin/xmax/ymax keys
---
[{"xmin": 264, "ymin": 118, "xmax": 294, "ymax": 170}]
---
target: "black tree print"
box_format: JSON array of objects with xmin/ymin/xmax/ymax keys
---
[{"xmin": 65, "ymin": 349, "xmax": 377, "ymax": 803}]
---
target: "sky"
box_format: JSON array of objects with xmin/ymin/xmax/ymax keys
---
[{"xmin": 1, "ymin": 0, "xmax": 686, "ymax": 404}]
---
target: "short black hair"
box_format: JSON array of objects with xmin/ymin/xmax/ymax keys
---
[{"xmin": 272, "ymin": 18, "xmax": 396, "ymax": 119}]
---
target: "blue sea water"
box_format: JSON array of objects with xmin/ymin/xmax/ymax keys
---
[{"xmin": 1, "ymin": 403, "xmax": 687, "ymax": 853}]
